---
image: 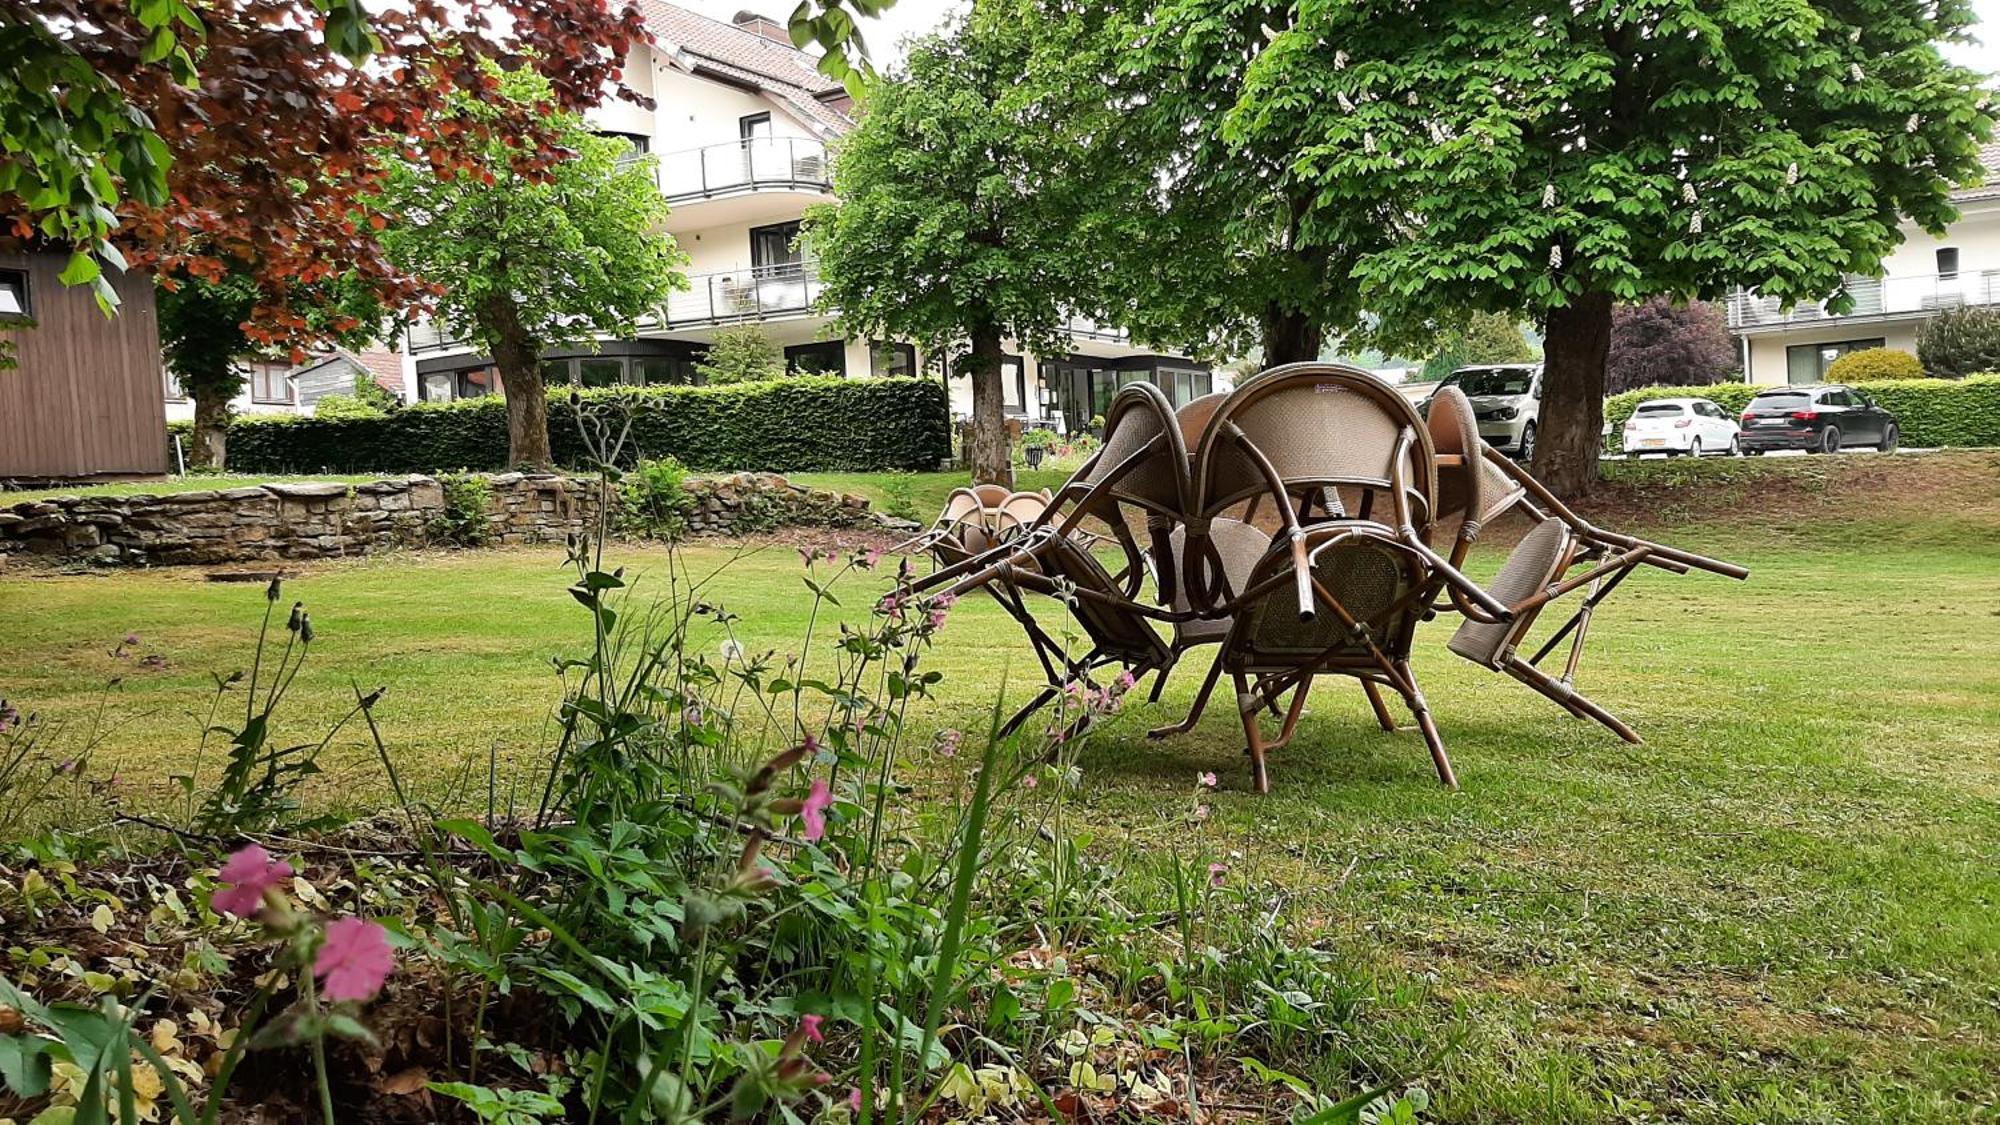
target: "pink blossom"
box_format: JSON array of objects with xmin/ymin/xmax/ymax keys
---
[
  {"xmin": 861, "ymin": 548, "xmax": 882, "ymax": 570},
  {"xmin": 800, "ymin": 778, "xmax": 833, "ymax": 842},
  {"xmin": 314, "ymin": 917, "xmax": 394, "ymax": 1002},
  {"xmin": 879, "ymin": 593, "xmax": 906, "ymax": 622},
  {"xmin": 212, "ymin": 845, "xmax": 293, "ymax": 917},
  {"xmin": 1198, "ymin": 771, "xmax": 1218, "ymax": 789},
  {"xmin": 1207, "ymin": 863, "xmax": 1227, "ymax": 888},
  {"xmin": 935, "ymin": 729, "xmax": 962, "ymax": 758},
  {"xmin": 801, "ymin": 1014, "xmax": 824, "ymax": 1043},
  {"xmin": 1115, "ymin": 670, "xmax": 1135, "ymax": 692},
  {"xmin": 122, "ymin": 633, "xmax": 140, "ymax": 647},
  {"xmin": 1022, "ymin": 774, "xmax": 1039, "ymax": 790},
  {"xmin": 1194, "ymin": 804, "xmax": 1210, "ymax": 821},
  {"xmin": 848, "ymin": 1088, "xmax": 863, "ymax": 1112},
  {"xmin": 926, "ymin": 594, "xmax": 959, "ymax": 630}
]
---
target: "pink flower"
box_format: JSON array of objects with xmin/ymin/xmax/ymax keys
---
[
  {"xmin": 861, "ymin": 548, "xmax": 882, "ymax": 570},
  {"xmin": 1208, "ymin": 863, "xmax": 1227, "ymax": 888},
  {"xmin": 801, "ymin": 1014, "xmax": 824, "ymax": 1043},
  {"xmin": 212, "ymin": 845, "xmax": 293, "ymax": 918},
  {"xmin": 1115, "ymin": 670, "xmax": 1135, "ymax": 692},
  {"xmin": 935, "ymin": 729, "xmax": 961, "ymax": 758},
  {"xmin": 1198, "ymin": 771, "xmax": 1218, "ymax": 789},
  {"xmin": 926, "ymin": 594, "xmax": 959, "ymax": 631},
  {"xmin": 122, "ymin": 633, "xmax": 140, "ymax": 647},
  {"xmin": 1022, "ymin": 774, "xmax": 1040, "ymax": 790},
  {"xmin": 314, "ymin": 917, "xmax": 394, "ymax": 1002},
  {"xmin": 1193, "ymin": 804, "xmax": 1210, "ymax": 821},
  {"xmin": 848, "ymin": 1088, "xmax": 863, "ymax": 1112},
  {"xmin": 800, "ymin": 778, "xmax": 833, "ymax": 842},
  {"xmin": 879, "ymin": 592, "xmax": 906, "ymax": 622}
]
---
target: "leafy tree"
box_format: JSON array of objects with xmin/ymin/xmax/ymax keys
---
[
  {"xmin": 696, "ymin": 326, "xmax": 788, "ymax": 385},
  {"xmin": 1916, "ymin": 305, "xmax": 2000, "ymax": 378},
  {"xmin": 803, "ymin": 7, "xmax": 1128, "ymax": 484},
  {"xmin": 375, "ymin": 70, "xmax": 686, "ymax": 468},
  {"xmin": 1605, "ymin": 298, "xmax": 1738, "ymax": 394},
  {"xmin": 1421, "ymin": 311, "xmax": 1538, "ymax": 381},
  {"xmin": 351, "ymin": 370, "xmax": 401, "ymax": 413},
  {"xmin": 316, "ymin": 372, "xmax": 400, "ymax": 419},
  {"xmin": 1210, "ymin": 0, "xmax": 1992, "ymax": 494}
]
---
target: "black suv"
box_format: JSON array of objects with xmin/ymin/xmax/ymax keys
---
[{"xmin": 1737, "ymin": 384, "xmax": 1900, "ymax": 455}]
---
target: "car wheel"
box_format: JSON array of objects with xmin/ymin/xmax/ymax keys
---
[
  {"xmin": 1727, "ymin": 434, "xmax": 1741, "ymax": 457},
  {"xmin": 1517, "ymin": 422, "xmax": 1536, "ymax": 463},
  {"xmin": 1814, "ymin": 427, "xmax": 1841, "ymax": 454},
  {"xmin": 1879, "ymin": 423, "xmax": 1899, "ymax": 453}
]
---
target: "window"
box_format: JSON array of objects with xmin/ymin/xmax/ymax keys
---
[
  {"xmin": 1162, "ymin": 366, "xmax": 1211, "ymax": 405},
  {"xmin": 1002, "ymin": 356, "xmax": 1027, "ymax": 412},
  {"xmin": 248, "ymin": 362, "xmax": 292, "ymax": 405},
  {"xmin": 577, "ymin": 358, "xmax": 625, "ymax": 387},
  {"xmin": 871, "ymin": 341, "xmax": 916, "ymax": 378},
  {"xmin": 1938, "ymin": 247, "xmax": 1960, "ymax": 281},
  {"xmin": 637, "ymin": 356, "xmax": 699, "ymax": 386},
  {"xmin": 750, "ymin": 222, "xmax": 803, "ymax": 274},
  {"xmin": 458, "ymin": 368, "xmax": 496, "ymax": 398},
  {"xmin": 540, "ymin": 359, "xmax": 574, "ymax": 386},
  {"xmin": 1635, "ymin": 402, "xmax": 1688, "ymax": 416},
  {"xmin": 739, "ymin": 113, "xmax": 772, "ymax": 141},
  {"xmin": 1820, "ymin": 388, "xmax": 1854, "ymax": 407},
  {"xmin": 0, "ymin": 268, "xmax": 28, "ymax": 320},
  {"xmin": 1784, "ymin": 338, "xmax": 1883, "ymax": 384},
  {"xmin": 163, "ymin": 370, "xmax": 186, "ymax": 401},
  {"xmin": 785, "ymin": 340, "xmax": 846, "ymax": 377},
  {"xmin": 1451, "ymin": 367, "xmax": 1537, "ymax": 396}
]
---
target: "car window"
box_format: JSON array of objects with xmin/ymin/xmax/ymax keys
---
[
  {"xmin": 1453, "ymin": 367, "xmax": 1537, "ymax": 396},
  {"xmin": 1851, "ymin": 390, "xmax": 1873, "ymax": 407},
  {"xmin": 1821, "ymin": 389, "xmax": 1853, "ymax": 407},
  {"xmin": 1752, "ymin": 391, "xmax": 1812, "ymax": 410},
  {"xmin": 1634, "ymin": 402, "xmax": 1686, "ymax": 416},
  {"xmin": 1695, "ymin": 402, "xmax": 1718, "ymax": 418}
]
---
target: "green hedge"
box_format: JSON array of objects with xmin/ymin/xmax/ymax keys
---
[
  {"xmin": 172, "ymin": 377, "xmax": 952, "ymax": 474},
  {"xmin": 1604, "ymin": 375, "xmax": 2000, "ymax": 452}
]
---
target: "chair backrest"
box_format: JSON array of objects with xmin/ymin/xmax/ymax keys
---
[
  {"xmin": 1176, "ymin": 391, "xmax": 1229, "ymax": 454},
  {"xmin": 1446, "ymin": 518, "xmax": 1575, "ymax": 668},
  {"xmin": 1038, "ymin": 534, "xmax": 1174, "ymax": 667},
  {"xmin": 1427, "ymin": 385, "xmax": 1526, "ymax": 540},
  {"xmin": 1165, "ymin": 517, "xmax": 1270, "ymax": 612},
  {"xmin": 971, "ymin": 483, "xmax": 1013, "ymax": 508},
  {"xmin": 1192, "ymin": 363, "xmax": 1436, "ymax": 530},
  {"xmin": 995, "ymin": 491, "xmax": 1051, "ymax": 536},
  {"xmin": 1065, "ymin": 381, "xmax": 1191, "ymax": 521},
  {"xmin": 1224, "ymin": 525, "xmax": 1428, "ymax": 669}
]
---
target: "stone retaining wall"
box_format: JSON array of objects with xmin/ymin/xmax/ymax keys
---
[{"xmin": 0, "ymin": 472, "xmax": 883, "ymax": 568}]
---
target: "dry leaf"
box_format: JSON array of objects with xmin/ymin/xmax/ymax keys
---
[{"xmin": 378, "ymin": 1067, "xmax": 430, "ymax": 1095}]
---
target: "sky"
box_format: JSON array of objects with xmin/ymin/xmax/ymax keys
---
[{"xmin": 680, "ymin": 0, "xmax": 2000, "ymax": 75}]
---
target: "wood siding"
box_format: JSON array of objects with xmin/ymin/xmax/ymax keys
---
[{"xmin": 0, "ymin": 250, "xmax": 168, "ymax": 477}]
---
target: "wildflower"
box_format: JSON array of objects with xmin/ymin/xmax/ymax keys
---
[
  {"xmin": 1194, "ymin": 804, "xmax": 1210, "ymax": 821},
  {"xmin": 122, "ymin": 632, "xmax": 140, "ymax": 647},
  {"xmin": 801, "ymin": 1014, "xmax": 825, "ymax": 1043},
  {"xmin": 212, "ymin": 844, "xmax": 294, "ymax": 918},
  {"xmin": 926, "ymin": 593, "xmax": 959, "ymax": 630},
  {"xmin": 721, "ymin": 639, "xmax": 745, "ymax": 663},
  {"xmin": 314, "ymin": 917, "xmax": 395, "ymax": 1002},
  {"xmin": 1115, "ymin": 670, "xmax": 1135, "ymax": 693},
  {"xmin": 1198, "ymin": 771, "xmax": 1217, "ymax": 788},
  {"xmin": 936, "ymin": 728, "xmax": 962, "ymax": 758},
  {"xmin": 880, "ymin": 592, "xmax": 907, "ymax": 622},
  {"xmin": 849, "ymin": 1088, "xmax": 863, "ymax": 1112},
  {"xmin": 1208, "ymin": 863, "xmax": 1228, "ymax": 888},
  {"xmin": 1022, "ymin": 774, "xmax": 1040, "ymax": 790},
  {"xmin": 861, "ymin": 548, "xmax": 882, "ymax": 570},
  {"xmin": 800, "ymin": 778, "xmax": 833, "ymax": 842}
]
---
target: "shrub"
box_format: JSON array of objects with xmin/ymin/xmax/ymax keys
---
[
  {"xmin": 694, "ymin": 324, "xmax": 787, "ymax": 385},
  {"xmin": 1603, "ymin": 374, "xmax": 2000, "ymax": 451},
  {"xmin": 619, "ymin": 454, "xmax": 691, "ymax": 537},
  {"xmin": 430, "ymin": 472, "xmax": 493, "ymax": 546},
  {"xmin": 878, "ymin": 470, "xmax": 920, "ymax": 522},
  {"xmin": 1916, "ymin": 305, "xmax": 2000, "ymax": 378},
  {"xmin": 187, "ymin": 377, "xmax": 951, "ymax": 474},
  {"xmin": 311, "ymin": 393, "xmax": 379, "ymax": 420},
  {"xmin": 1824, "ymin": 346, "xmax": 1922, "ymax": 383}
]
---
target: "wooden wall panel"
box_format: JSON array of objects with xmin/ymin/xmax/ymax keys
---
[{"xmin": 0, "ymin": 250, "xmax": 168, "ymax": 478}]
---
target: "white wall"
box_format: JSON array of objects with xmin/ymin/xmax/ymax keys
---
[{"xmin": 1744, "ymin": 323, "xmax": 1921, "ymax": 385}]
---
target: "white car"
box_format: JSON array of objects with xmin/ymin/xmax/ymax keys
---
[{"xmin": 1621, "ymin": 397, "xmax": 1741, "ymax": 457}]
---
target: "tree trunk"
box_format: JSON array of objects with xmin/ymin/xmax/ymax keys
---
[
  {"xmin": 965, "ymin": 326, "xmax": 1013, "ymax": 487},
  {"xmin": 1534, "ymin": 290, "xmax": 1615, "ymax": 498},
  {"xmin": 190, "ymin": 389, "xmax": 229, "ymax": 470},
  {"xmin": 1261, "ymin": 306, "xmax": 1322, "ymax": 367},
  {"xmin": 482, "ymin": 293, "xmax": 551, "ymax": 469}
]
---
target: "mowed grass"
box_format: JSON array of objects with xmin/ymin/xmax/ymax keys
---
[{"xmin": 3, "ymin": 462, "xmax": 2000, "ymax": 1120}]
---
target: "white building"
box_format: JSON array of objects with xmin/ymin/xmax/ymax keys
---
[
  {"xmin": 1729, "ymin": 143, "xmax": 2000, "ymax": 384},
  {"xmin": 404, "ymin": 3, "xmax": 1215, "ymax": 433},
  {"xmin": 163, "ymin": 347, "xmax": 409, "ymax": 422}
]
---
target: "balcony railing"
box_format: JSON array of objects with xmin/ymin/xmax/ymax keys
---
[
  {"xmin": 663, "ymin": 261, "xmax": 824, "ymax": 326},
  {"xmin": 638, "ymin": 138, "xmax": 832, "ymax": 204},
  {"xmin": 1728, "ymin": 270, "xmax": 2000, "ymax": 329},
  {"xmin": 1065, "ymin": 315, "xmax": 1132, "ymax": 343}
]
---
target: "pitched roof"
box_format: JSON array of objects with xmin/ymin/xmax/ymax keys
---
[
  {"xmin": 1950, "ymin": 141, "xmax": 2000, "ymax": 203},
  {"xmin": 638, "ymin": 2, "xmax": 853, "ymax": 136}
]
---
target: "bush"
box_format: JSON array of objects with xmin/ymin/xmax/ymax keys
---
[
  {"xmin": 1824, "ymin": 346, "xmax": 1923, "ymax": 383},
  {"xmin": 619, "ymin": 455, "xmax": 691, "ymax": 537},
  {"xmin": 695, "ymin": 324, "xmax": 787, "ymax": 385},
  {"xmin": 430, "ymin": 472, "xmax": 492, "ymax": 545},
  {"xmin": 178, "ymin": 377, "xmax": 951, "ymax": 474},
  {"xmin": 311, "ymin": 393, "xmax": 379, "ymax": 420},
  {"xmin": 1917, "ymin": 305, "xmax": 2000, "ymax": 378},
  {"xmin": 1604, "ymin": 374, "xmax": 2000, "ymax": 451}
]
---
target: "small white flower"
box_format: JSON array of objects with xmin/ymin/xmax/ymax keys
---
[
  {"xmin": 1681, "ymin": 181, "xmax": 1698, "ymax": 204},
  {"xmin": 1906, "ymin": 113, "xmax": 1921, "ymax": 133},
  {"xmin": 1785, "ymin": 161, "xmax": 1799, "ymax": 185},
  {"xmin": 1334, "ymin": 49, "xmax": 1349, "ymax": 70},
  {"xmin": 1689, "ymin": 210, "xmax": 1703, "ymax": 235},
  {"xmin": 1428, "ymin": 120, "xmax": 1447, "ymax": 144},
  {"xmin": 1549, "ymin": 244, "xmax": 1564, "ymax": 269},
  {"xmin": 1406, "ymin": 90, "xmax": 1419, "ymax": 106},
  {"xmin": 1336, "ymin": 90, "xmax": 1354, "ymax": 112},
  {"xmin": 1849, "ymin": 26, "xmax": 1862, "ymax": 42},
  {"xmin": 1850, "ymin": 62, "xmax": 1865, "ymax": 83},
  {"xmin": 1364, "ymin": 131, "xmax": 1378, "ymax": 154},
  {"xmin": 1542, "ymin": 183, "xmax": 1557, "ymax": 208},
  {"xmin": 720, "ymin": 639, "xmax": 745, "ymax": 662}
]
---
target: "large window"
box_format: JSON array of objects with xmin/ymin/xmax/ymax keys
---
[
  {"xmin": 637, "ymin": 355, "xmax": 700, "ymax": 385},
  {"xmin": 786, "ymin": 340, "xmax": 846, "ymax": 377},
  {"xmin": 1785, "ymin": 338, "xmax": 1884, "ymax": 385},
  {"xmin": 871, "ymin": 341, "xmax": 916, "ymax": 378},
  {"xmin": 1162, "ymin": 366, "xmax": 1212, "ymax": 406},
  {"xmin": 1002, "ymin": 356, "xmax": 1027, "ymax": 412},
  {"xmin": 0, "ymin": 268, "xmax": 28, "ymax": 320},
  {"xmin": 248, "ymin": 362, "xmax": 292, "ymax": 405},
  {"xmin": 750, "ymin": 221, "xmax": 803, "ymax": 275}
]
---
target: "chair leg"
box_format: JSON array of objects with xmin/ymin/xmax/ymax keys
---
[
  {"xmin": 997, "ymin": 687, "xmax": 1058, "ymax": 740},
  {"xmin": 1231, "ymin": 671, "xmax": 1271, "ymax": 794},
  {"xmin": 1148, "ymin": 654, "xmax": 1177, "ymax": 703},
  {"xmin": 1361, "ymin": 679, "xmax": 1398, "ymax": 732},
  {"xmin": 1394, "ymin": 661, "xmax": 1457, "ymax": 789},
  {"xmin": 1149, "ymin": 650, "xmax": 1223, "ymax": 740},
  {"xmin": 1264, "ymin": 677, "xmax": 1314, "ymax": 753},
  {"xmin": 1254, "ymin": 674, "xmax": 1284, "ymax": 717},
  {"xmin": 1503, "ymin": 656, "xmax": 1642, "ymax": 744}
]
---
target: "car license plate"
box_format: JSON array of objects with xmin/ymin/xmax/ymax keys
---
[
  {"xmin": 1640, "ymin": 438, "xmax": 1666, "ymax": 447},
  {"xmin": 1756, "ymin": 418, "xmax": 1786, "ymax": 427}
]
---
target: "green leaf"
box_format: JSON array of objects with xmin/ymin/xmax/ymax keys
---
[{"xmin": 57, "ymin": 252, "xmax": 100, "ymax": 286}]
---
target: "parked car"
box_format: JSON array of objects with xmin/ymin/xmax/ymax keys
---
[
  {"xmin": 1425, "ymin": 363, "xmax": 1542, "ymax": 460},
  {"xmin": 1621, "ymin": 397, "xmax": 1741, "ymax": 457},
  {"xmin": 1737, "ymin": 384, "xmax": 1900, "ymax": 455}
]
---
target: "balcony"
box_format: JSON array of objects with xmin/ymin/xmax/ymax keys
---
[
  {"xmin": 1065, "ymin": 316, "xmax": 1132, "ymax": 344},
  {"xmin": 663, "ymin": 261, "xmax": 824, "ymax": 327},
  {"xmin": 632, "ymin": 139, "xmax": 833, "ymax": 232},
  {"xmin": 1729, "ymin": 270, "xmax": 2000, "ymax": 331}
]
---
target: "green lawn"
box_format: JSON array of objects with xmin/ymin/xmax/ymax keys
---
[{"xmin": 3, "ymin": 466, "xmax": 1999, "ymax": 1120}]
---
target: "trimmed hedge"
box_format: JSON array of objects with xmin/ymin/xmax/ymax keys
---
[
  {"xmin": 173, "ymin": 377, "xmax": 952, "ymax": 474},
  {"xmin": 1604, "ymin": 374, "xmax": 2000, "ymax": 452}
]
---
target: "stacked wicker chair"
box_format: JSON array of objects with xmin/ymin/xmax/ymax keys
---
[{"xmin": 906, "ymin": 363, "xmax": 1747, "ymax": 791}]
